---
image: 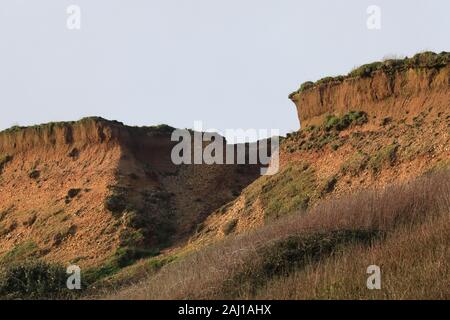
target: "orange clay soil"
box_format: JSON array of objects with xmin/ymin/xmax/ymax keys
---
[
  {"xmin": 190, "ymin": 61, "xmax": 449, "ymax": 247},
  {"xmin": 1, "ymin": 54, "xmax": 449, "ymax": 269},
  {"xmin": 0, "ymin": 119, "xmax": 261, "ymax": 268}
]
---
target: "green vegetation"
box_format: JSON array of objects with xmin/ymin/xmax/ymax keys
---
[
  {"xmin": 67, "ymin": 188, "xmax": 81, "ymax": 199},
  {"xmin": 324, "ymin": 111, "xmax": 368, "ymax": 131},
  {"xmin": 105, "ymin": 194, "xmax": 128, "ymax": 215},
  {"xmin": 0, "ymin": 154, "xmax": 12, "ymax": 173},
  {"xmin": 222, "ymin": 230, "xmax": 382, "ymax": 297},
  {"xmin": 104, "ymin": 170, "xmax": 449, "ymax": 300},
  {"xmin": 283, "ymin": 112, "xmax": 368, "ymax": 154},
  {"xmin": 0, "ymin": 242, "xmax": 72, "ymax": 299},
  {"xmin": 114, "ymin": 227, "xmax": 160, "ymax": 268},
  {"xmin": 0, "ymin": 241, "xmax": 40, "ymax": 266},
  {"xmin": 28, "ymin": 169, "xmax": 40, "ymax": 179},
  {"xmin": 299, "ymin": 81, "xmax": 314, "ymax": 92},
  {"xmin": 369, "ymin": 144, "xmax": 399, "ymax": 173},
  {"xmin": 289, "ymin": 51, "xmax": 449, "ymax": 98},
  {"xmin": 51, "ymin": 224, "xmax": 77, "ymax": 247},
  {"xmin": 83, "ymin": 243, "xmax": 162, "ymax": 287},
  {"xmin": 0, "ymin": 261, "xmax": 69, "ymax": 300},
  {"xmin": 243, "ymin": 162, "xmax": 317, "ymax": 220},
  {"xmin": 223, "ymin": 219, "xmax": 238, "ymax": 235},
  {"xmin": 0, "ymin": 221, "xmax": 17, "ymax": 237},
  {"xmin": 86, "ymin": 254, "xmax": 178, "ymax": 292},
  {"xmin": 103, "ymin": 185, "xmax": 176, "ymax": 272},
  {"xmin": 146, "ymin": 124, "xmax": 175, "ymax": 135},
  {"xmin": 341, "ymin": 151, "xmax": 370, "ymax": 176},
  {"xmin": 321, "ymin": 175, "xmax": 338, "ymax": 195},
  {"xmin": 0, "ymin": 117, "xmax": 106, "ymax": 135},
  {"xmin": 348, "ymin": 61, "xmax": 383, "ymax": 78}
]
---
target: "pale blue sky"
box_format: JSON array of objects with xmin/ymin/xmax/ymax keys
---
[{"xmin": 0, "ymin": 0, "xmax": 449, "ymax": 137}]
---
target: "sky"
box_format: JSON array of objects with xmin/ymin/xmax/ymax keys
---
[{"xmin": 0, "ymin": 0, "xmax": 449, "ymax": 138}]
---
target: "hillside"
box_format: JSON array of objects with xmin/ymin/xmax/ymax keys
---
[
  {"xmin": 102, "ymin": 52, "xmax": 449, "ymax": 300},
  {"xmin": 190, "ymin": 52, "xmax": 449, "ymax": 246},
  {"xmin": 0, "ymin": 118, "xmax": 262, "ymax": 273},
  {"xmin": 0, "ymin": 51, "xmax": 448, "ymax": 300}
]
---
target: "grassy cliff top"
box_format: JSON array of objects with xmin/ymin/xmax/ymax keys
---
[{"xmin": 289, "ymin": 51, "xmax": 450, "ymax": 99}]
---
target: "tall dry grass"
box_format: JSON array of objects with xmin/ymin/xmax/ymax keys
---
[
  {"xmin": 104, "ymin": 170, "xmax": 449, "ymax": 300},
  {"xmin": 253, "ymin": 214, "xmax": 449, "ymax": 299}
]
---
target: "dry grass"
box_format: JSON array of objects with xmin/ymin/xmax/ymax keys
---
[
  {"xmin": 104, "ymin": 170, "xmax": 449, "ymax": 300},
  {"xmin": 253, "ymin": 214, "xmax": 449, "ymax": 299}
]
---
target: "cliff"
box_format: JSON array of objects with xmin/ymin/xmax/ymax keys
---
[
  {"xmin": 289, "ymin": 52, "xmax": 450, "ymax": 127},
  {"xmin": 0, "ymin": 118, "xmax": 261, "ymax": 268},
  {"xmin": 191, "ymin": 52, "xmax": 450, "ymax": 246}
]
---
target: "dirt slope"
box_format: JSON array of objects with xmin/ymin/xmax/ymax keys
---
[
  {"xmin": 191, "ymin": 52, "xmax": 450, "ymax": 246},
  {"xmin": 0, "ymin": 118, "xmax": 261, "ymax": 268}
]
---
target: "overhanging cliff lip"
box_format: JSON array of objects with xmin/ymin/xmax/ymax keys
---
[
  {"xmin": 288, "ymin": 51, "xmax": 450, "ymax": 127},
  {"xmin": 289, "ymin": 51, "xmax": 450, "ymax": 101}
]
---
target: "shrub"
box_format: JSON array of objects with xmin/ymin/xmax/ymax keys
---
[
  {"xmin": 299, "ymin": 81, "xmax": 314, "ymax": 91},
  {"xmin": 381, "ymin": 117, "xmax": 392, "ymax": 126},
  {"xmin": 223, "ymin": 219, "xmax": 238, "ymax": 235},
  {"xmin": 255, "ymin": 163, "xmax": 316, "ymax": 219},
  {"xmin": 28, "ymin": 169, "xmax": 40, "ymax": 179},
  {"xmin": 349, "ymin": 62, "xmax": 383, "ymax": 78},
  {"xmin": 341, "ymin": 152, "xmax": 370, "ymax": 176},
  {"xmin": 222, "ymin": 230, "xmax": 382, "ymax": 296},
  {"xmin": 369, "ymin": 144, "xmax": 399, "ymax": 173},
  {"xmin": 105, "ymin": 194, "xmax": 128, "ymax": 214},
  {"xmin": 67, "ymin": 188, "xmax": 81, "ymax": 199},
  {"xmin": 324, "ymin": 115, "xmax": 341, "ymax": 131},
  {"xmin": 316, "ymin": 77, "xmax": 335, "ymax": 86},
  {"xmin": 0, "ymin": 261, "xmax": 68, "ymax": 299},
  {"xmin": 324, "ymin": 111, "xmax": 368, "ymax": 131},
  {"xmin": 0, "ymin": 154, "xmax": 12, "ymax": 173},
  {"xmin": 23, "ymin": 212, "xmax": 37, "ymax": 227},
  {"xmin": 346, "ymin": 111, "xmax": 368, "ymax": 125},
  {"xmin": 0, "ymin": 221, "xmax": 17, "ymax": 237},
  {"xmin": 406, "ymin": 51, "xmax": 449, "ymax": 68},
  {"xmin": 331, "ymin": 144, "xmax": 340, "ymax": 151},
  {"xmin": 52, "ymin": 225, "xmax": 77, "ymax": 246},
  {"xmin": 114, "ymin": 228, "xmax": 159, "ymax": 267},
  {"xmin": 68, "ymin": 148, "xmax": 79, "ymax": 158},
  {"xmin": 114, "ymin": 247, "xmax": 159, "ymax": 268},
  {"xmin": 105, "ymin": 170, "xmax": 449, "ymax": 300},
  {"xmin": 321, "ymin": 176, "xmax": 338, "ymax": 194}
]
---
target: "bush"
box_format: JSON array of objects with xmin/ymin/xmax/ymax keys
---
[
  {"xmin": 223, "ymin": 219, "xmax": 238, "ymax": 235},
  {"xmin": 299, "ymin": 81, "xmax": 314, "ymax": 92},
  {"xmin": 349, "ymin": 62, "xmax": 383, "ymax": 78},
  {"xmin": 67, "ymin": 188, "xmax": 81, "ymax": 199},
  {"xmin": 105, "ymin": 194, "xmax": 128, "ymax": 214},
  {"xmin": 0, "ymin": 261, "xmax": 68, "ymax": 299},
  {"xmin": 0, "ymin": 154, "xmax": 12, "ymax": 173},
  {"xmin": 341, "ymin": 152, "xmax": 370, "ymax": 176},
  {"xmin": 369, "ymin": 144, "xmax": 399, "ymax": 173},
  {"xmin": 324, "ymin": 115, "xmax": 341, "ymax": 131},
  {"xmin": 222, "ymin": 230, "xmax": 382, "ymax": 296},
  {"xmin": 28, "ymin": 169, "xmax": 40, "ymax": 179},
  {"xmin": 324, "ymin": 111, "xmax": 368, "ymax": 132},
  {"xmin": 406, "ymin": 51, "xmax": 449, "ymax": 68},
  {"xmin": 321, "ymin": 176, "xmax": 338, "ymax": 194}
]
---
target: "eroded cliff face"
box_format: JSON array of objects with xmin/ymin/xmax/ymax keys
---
[
  {"xmin": 0, "ymin": 118, "xmax": 261, "ymax": 267},
  {"xmin": 290, "ymin": 64, "xmax": 450, "ymax": 127},
  {"xmin": 190, "ymin": 56, "xmax": 450, "ymax": 247}
]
